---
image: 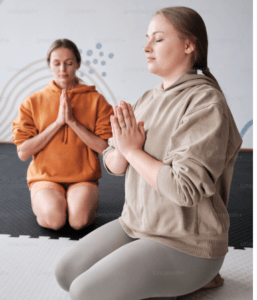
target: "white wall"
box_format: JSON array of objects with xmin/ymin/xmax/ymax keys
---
[{"xmin": 0, "ymin": 0, "xmax": 252, "ymax": 148}]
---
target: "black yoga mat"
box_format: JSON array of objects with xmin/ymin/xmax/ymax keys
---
[{"xmin": 0, "ymin": 143, "xmax": 253, "ymax": 249}]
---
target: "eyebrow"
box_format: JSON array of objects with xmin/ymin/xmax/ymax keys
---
[
  {"xmin": 52, "ymin": 58, "xmax": 74, "ymax": 62},
  {"xmin": 146, "ymin": 31, "xmax": 164, "ymax": 38}
]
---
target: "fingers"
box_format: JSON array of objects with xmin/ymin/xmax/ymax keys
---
[
  {"xmin": 117, "ymin": 106, "xmax": 127, "ymax": 128},
  {"xmin": 114, "ymin": 105, "xmax": 119, "ymax": 118},
  {"xmin": 62, "ymin": 89, "xmax": 68, "ymax": 101},
  {"xmin": 122, "ymin": 102, "xmax": 133, "ymax": 128},
  {"xmin": 127, "ymin": 103, "xmax": 137, "ymax": 128},
  {"xmin": 113, "ymin": 117, "xmax": 122, "ymax": 135},
  {"xmin": 119, "ymin": 101, "xmax": 133, "ymax": 128},
  {"xmin": 111, "ymin": 115, "xmax": 121, "ymax": 135}
]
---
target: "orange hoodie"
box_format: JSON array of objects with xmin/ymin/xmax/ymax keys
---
[{"xmin": 12, "ymin": 80, "xmax": 114, "ymax": 187}]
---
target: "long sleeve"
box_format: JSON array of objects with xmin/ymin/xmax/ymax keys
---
[
  {"xmin": 94, "ymin": 95, "xmax": 114, "ymax": 140},
  {"xmin": 157, "ymin": 103, "xmax": 229, "ymax": 207},
  {"xmin": 12, "ymin": 98, "xmax": 38, "ymax": 152}
]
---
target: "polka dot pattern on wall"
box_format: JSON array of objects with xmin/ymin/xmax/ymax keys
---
[{"xmin": 83, "ymin": 43, "xmax": 115, "ymax": 78}]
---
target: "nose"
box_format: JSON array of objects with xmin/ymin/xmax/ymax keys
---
[
  {"xmin": 60, "ymin": 63, "xmax": 66, "ymax": 71},
  {"xmin": 143, "ymin": 40, "xmax": 152, "ymax": 53}
]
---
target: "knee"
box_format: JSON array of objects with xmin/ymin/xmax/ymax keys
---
[
  {"xmin": 54, "ymin": 257, "xmax": 71, "ymax": 292},
  {"xmin": 37, "ymin": 211, "xmax": 67, "ymax": 230},
  {"xmin": 69, "ymin": 213, "xmax": 96, "ymax": 231},
  {"xmin": 69, "ymin": 277, "xmax": 91, "ymax": 300}
]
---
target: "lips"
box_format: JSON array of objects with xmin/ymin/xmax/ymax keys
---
[{"xmin": 147, "ymin": 57, "xmax": 155, "ymax": 61}]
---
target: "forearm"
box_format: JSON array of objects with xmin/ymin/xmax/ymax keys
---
[
  {"xmin": 68, "ymin": 119, "xmax": 108, "ymax": 155},
  {"xmin": 125, "ymin": 149, "xmax": 165, "ymax": 190},
  {"xmin": 18, "ymin": 121, "xmax": 62, "ymax": 161},
  {"xmin": 105, "ymin": 149, "xmax": 129, "ymax": 175}
]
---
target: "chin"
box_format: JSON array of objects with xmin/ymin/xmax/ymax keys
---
[{"xmin": 148, "ymin": 65, "xmax": 159, "ymax": 76}]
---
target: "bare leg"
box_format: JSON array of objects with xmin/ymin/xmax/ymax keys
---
[{"xmin": 66, "ymin": 183, "xmax": 99, "ymax": 230}]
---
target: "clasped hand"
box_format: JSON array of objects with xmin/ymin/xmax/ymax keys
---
[
  {"xmin": 111, "ymin": 101, "xmax": 145, "ymax": 159},
  {"xmin": 56, "ymin": 89, "xmax": 75, "ymax": 126}
]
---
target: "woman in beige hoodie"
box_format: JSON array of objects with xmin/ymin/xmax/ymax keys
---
[{"xmin": 54, "ymin": 6, "xmax": 242, "ymax": 299}]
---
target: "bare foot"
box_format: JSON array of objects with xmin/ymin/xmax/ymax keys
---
[{"xmin": 199, "ymin": 273, "xmax": 224, "ymax": 289}]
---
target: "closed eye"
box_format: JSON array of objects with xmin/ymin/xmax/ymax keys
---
[{"xmin": 156, "ymin": 39, "xmax": 163, "ymax": 42}]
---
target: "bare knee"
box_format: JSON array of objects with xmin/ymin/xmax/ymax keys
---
[
  {"xmin": 32, "ymin": 189, "xmax": 67, "ymax": 230},
  {"xmin": 37, "ymin": 211, "xmax": 67, "ymax": 230},
  {"xmin": 69, "ymin": 212, "xmax": 96, "ymax": 230},
  {"xmin": 69, "ymin": 217, "xmax": 91, "ymax": 231}
]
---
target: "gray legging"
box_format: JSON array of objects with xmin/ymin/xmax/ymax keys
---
[{"xmin": 54, "ymin": 218, "xmax": 225, "ymax": 300}]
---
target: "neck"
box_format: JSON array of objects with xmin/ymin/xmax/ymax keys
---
[
  {"xmin": 55, "ymin": 80, "xmax": 78, "ymax": 91},
  {"xmin": 161, "ymin": 65, "xmax": 192, "ymax": 90}
]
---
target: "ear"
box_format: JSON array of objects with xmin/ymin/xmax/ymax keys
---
[{"xmin": 185, "ymin": 38, "xmax": 195, "ymax": 54}]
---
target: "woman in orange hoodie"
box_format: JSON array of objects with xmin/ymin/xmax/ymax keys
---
[{"xmin": 12, "ymin": 39, "xmax": 114, "ymax": 231}]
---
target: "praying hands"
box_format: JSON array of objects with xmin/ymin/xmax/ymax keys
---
[{"xmin": 111, "ymin": 101, "xmax": 145, "ymax": 160}]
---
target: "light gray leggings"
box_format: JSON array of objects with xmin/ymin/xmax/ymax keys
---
[{"xmin": 54, "ymin": 218, "xmax": 225, "ymax": 300}]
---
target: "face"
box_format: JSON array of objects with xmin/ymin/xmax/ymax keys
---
[
  {"xmin": 144, "ymin": 14, "xmax": 195, "ymax": 77},
  {"xmin": 49, "ymin": 47, "xmax": 80, "ymax": 86}
]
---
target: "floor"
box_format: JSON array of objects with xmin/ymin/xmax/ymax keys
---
[{"xmin": 0, "ymin": 234, "xmax": 253, "ymax": 300}]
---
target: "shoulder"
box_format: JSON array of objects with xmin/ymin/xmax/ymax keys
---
[
  {"xmin": 184, "ymin": 84, "xmax": 228, "ymax": 119},
  {"xmin": 19, "ymin": 92, "xmax": 39, "ymax": 109},
  {"xmin": 22, "ymin": 87, "xmax": 50, "ymax": 106},
  {"xmin": 94, "ymin": 93, "xmax": 112, "ymax": 106},
  {"xmin": 132, "ymin": 88, "xmax": 153, "ymax": 110}
]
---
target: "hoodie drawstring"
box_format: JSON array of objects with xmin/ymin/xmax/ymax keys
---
[{"xmin": 63, "ymin": 125, "xmax": 68, "ymax": 143}]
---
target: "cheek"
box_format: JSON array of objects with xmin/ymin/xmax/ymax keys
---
[{"xmin": 68, "ymin": 67, "xmax": 76, "ymax": 75}]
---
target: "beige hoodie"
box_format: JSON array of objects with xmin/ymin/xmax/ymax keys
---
[{"xmin": 102, "ymin": 69, "xmax": 242, "ymax": 258}]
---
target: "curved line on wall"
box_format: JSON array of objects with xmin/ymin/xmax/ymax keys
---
[
  {"xmin": 0, "ymin": 60, "xmax": 116, "ymax": 117},
  {"xmin": 1, "ymin": 73, "xmax": 106, "ymax": 140},
  {"xmin": 0, "ymin": 59, "xmax": 46, "ymax": 109},
  {"xmin": 0, "ymin": 67, "xmax": 49, "ymax": 122},
  {"xmin": 80, "ymin": 61, "xmax": 117, "ymax": 105},
  {"xmin": 1, "ymin": 75, "xmax": 53, "ymax": 137},
  {"xmin": 0, "ymin": 59, "xmax": 117, "ymax": 141},
  {"xmin": 240, "ymin": 119, "xmax": 253, "ymax": 139}
]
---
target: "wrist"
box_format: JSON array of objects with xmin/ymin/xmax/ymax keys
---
[
  {"xmin": 114, "ymin": 149, "xmax": 125, "ymax": 159},
  {"xmin": 67, "ymin": 118, "xmax": 77, "ymax": 128},
  {"xmin": 54, "ymin": 121, "xmax": 63, "ymax": 129},
  {"xmin": 124, "ymin": 148, "xmax": 142, "ymax": 162}
]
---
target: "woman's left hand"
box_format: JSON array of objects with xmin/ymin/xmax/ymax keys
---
[
  {"xmin": 62, "ymin": 89, "xmax": 76, "ymax": 125},
  {"xmin": 111, "ymin": 101, "xmax": 145, "ymax": 158}
]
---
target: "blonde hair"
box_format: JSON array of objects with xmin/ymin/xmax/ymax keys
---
[
  {"xmin": 154, "ymin": 6, "xmax": 225, "ymax": 96},
  {"xmin": 46, "ymin": 38, "xmax": 84, "ymax": 84}
]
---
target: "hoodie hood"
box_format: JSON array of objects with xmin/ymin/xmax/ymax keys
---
[
  {"xmin": 45, "ymin": 80, "xmax": 97, "ymax": 94},
  {"xmin": 154, "ymin": 69, "xmax": 223, "ymax": 96}
]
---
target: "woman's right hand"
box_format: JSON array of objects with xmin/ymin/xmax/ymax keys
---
[{"xmin": 56, "ymin": 90, "xmax": 66, "ymax": 127}]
